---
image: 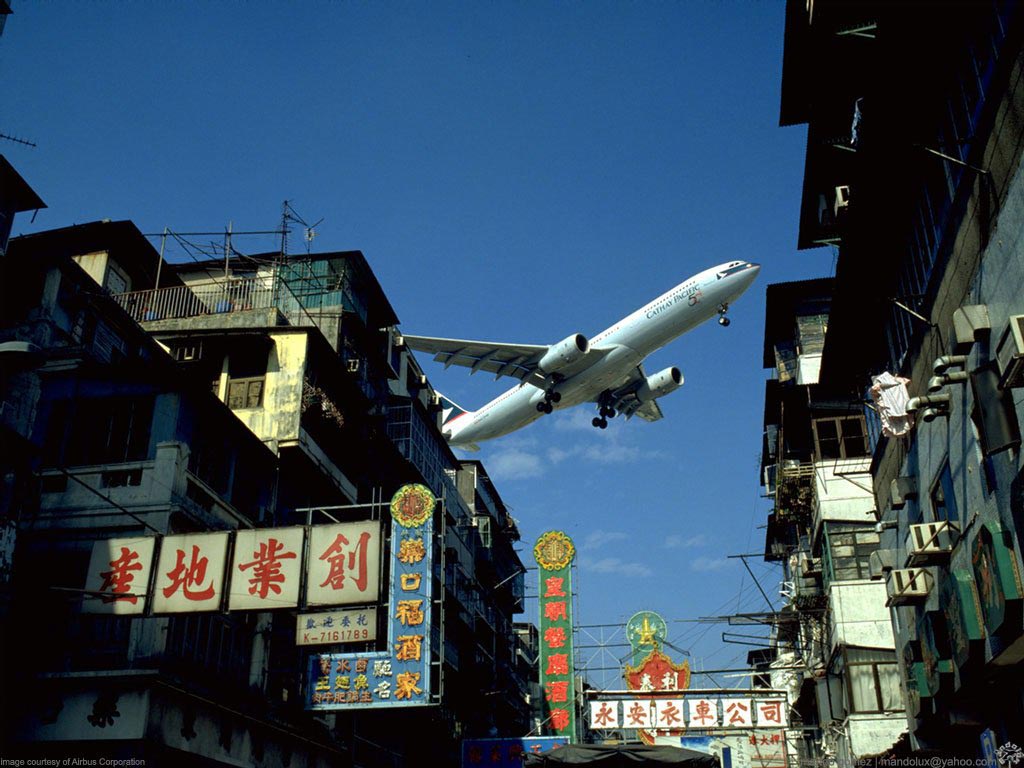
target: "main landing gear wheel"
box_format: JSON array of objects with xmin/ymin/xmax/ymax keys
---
[
  {"xmin": 592, "ymin": 416, "xmax": 608, "ymax": 429},
  {"xmin": 718, "ymin": 316, "xmax": 731, "ymax": 326},
  {"xmin": 536, "ymin": 401, "xmax": 554, "ymax": 414},
  {"xmin": 545, "ymin": 388, "xmax": 562, "ymax": 403},
  {"xmin": 600, "ymin": 406, "xmax": 616, "ymax": 419}
]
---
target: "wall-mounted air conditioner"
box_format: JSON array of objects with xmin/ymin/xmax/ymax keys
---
[
  {"xmin": 833, "ymin": 185, "xmax": 851, "ymax": 218},
  {"xmin": 996, "ymin": 315, "xmax": 1024, "ymax": 389},
  {"xmin": 346, "ymin": 359, "xmax": 361, "ymax": 373},
  {"xmin": 885, "ymin": 568, "xmax": 933, "ymax": 606},
  {"xmin": 890, "ymin": 476, "xmax": 918, "ymax": 509},
  {"xmin": 799, "ymin": 552, "xmax": 822, "ymax": 577},
  {"xmin": 868, "ymin": 549, "xmax": 896, "ymax": 580},
  {"xmin": 905, "ymin": 521, "xmax": 959, "ymax": 567}
]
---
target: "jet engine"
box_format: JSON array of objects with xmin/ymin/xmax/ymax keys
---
[
  {"xmin": 635, "ymin": 366, "xmax": 684, "ymax": 403},
  {"xmin": 538, "ymin": 333, "xmax": 589, "ymax": 373}
]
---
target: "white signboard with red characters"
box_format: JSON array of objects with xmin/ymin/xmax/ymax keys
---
[
  {"xmin": 589, "ymin": 697, "xmax": 788, "ymax": 731},
  {"xmin": 229, "ymin": 527, "xmax": 305, "ymax": 610},
  {"xmin": 82, "ymin": 536, "xmax": 156, "ymax": 614},
  {"xmin": 305, "ymin": 522, "xmax": 381, "ymax": 606},
  {"xmin": 152, "ymin": 532, "xmax": 230, "ymax": 613}
]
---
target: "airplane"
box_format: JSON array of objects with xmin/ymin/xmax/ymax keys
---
[{"xmin": 403, "ymin": 260, "xmax": 761, "ymax": 450}]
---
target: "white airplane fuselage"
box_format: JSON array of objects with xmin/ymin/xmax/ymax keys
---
[{"xmin": 444, "ymin": 261, "xmax": 760, "ymax": 447}]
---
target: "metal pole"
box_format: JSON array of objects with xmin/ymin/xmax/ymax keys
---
[{"xmin": 155, "ymin": 227, "xmax": 167, "ymax": 289}]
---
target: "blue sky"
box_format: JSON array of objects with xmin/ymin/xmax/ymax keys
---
[{"xmin": 3, "ymin": 1, "xmax": 832, "ymax": 686}]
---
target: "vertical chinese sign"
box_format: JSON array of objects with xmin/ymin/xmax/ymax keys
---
[
  {"xmin": 307, "ymin": 483, "xmax": 435, "ymax": 710},
  {"xmin": 534, "ymin": 531, "xmax": 576, "ymax": 741}
]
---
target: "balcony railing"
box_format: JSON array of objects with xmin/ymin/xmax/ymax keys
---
[{"xmin": 113, "ymin": 275, "xmax": 297, "ymax": 324}]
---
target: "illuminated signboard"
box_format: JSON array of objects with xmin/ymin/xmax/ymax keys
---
[
  {"xmin": 306, "ymin": 484, "xmax": 435, "ymax": 710},
  {"xmin": 535, "ymin": 531, "xmax": 576, "ymax": 740}
]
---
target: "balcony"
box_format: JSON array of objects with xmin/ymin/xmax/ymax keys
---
[
  {"xmin": 112, "ymin": 274, "xmax": 304, "ymax": 326},
  {"xmin": 775, "ymin": 461, "xmax": 815, "ymax": 521}
]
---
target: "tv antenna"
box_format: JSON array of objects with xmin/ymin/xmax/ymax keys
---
[
  {"xmin": 279, "ymin": 200, "xmax": 324, "ymax": 259},
  {"xmin": 0, "ymin": 131, "xmax": 37, "ymax": 148}
]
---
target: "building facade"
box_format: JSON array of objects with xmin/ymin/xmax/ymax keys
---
[
  {"xmin": 777, "ymin": 0, "xmax": 1024, "ymax": 755},
  {"xmin": 0, "ymin": 220, "xmax": 535, "ymax": 765}
]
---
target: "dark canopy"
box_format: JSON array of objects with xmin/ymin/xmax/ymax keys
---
[{"xmin": 523, "ymin": 745, "xmax": 718, "ymax": 766}]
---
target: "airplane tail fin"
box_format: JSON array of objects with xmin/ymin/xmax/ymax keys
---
[{"xmin": 437, "ymin": 392, "xmax": 471, "ymax": 426}]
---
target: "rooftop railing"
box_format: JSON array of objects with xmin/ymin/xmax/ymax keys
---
[{"xmin": 113, "ymin": 275, "xmax": 298, "ymax": 324}]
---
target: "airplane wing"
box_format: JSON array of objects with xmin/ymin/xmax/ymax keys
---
[
  {"xmin": 403, "ymin": 334, "xmax": 612, "ymax": 385},
  {"xmin": 605, "ymin": 364, "xmax": 667, "ymax": 422}
]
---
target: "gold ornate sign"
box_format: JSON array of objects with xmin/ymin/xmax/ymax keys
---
[
  {"xmin": 534, "ymin": 531, "xmax": 576, "ymax": 571},
  {"xmin": 390, "ymin": 484, "xmax": 436, "ymax": 528}
]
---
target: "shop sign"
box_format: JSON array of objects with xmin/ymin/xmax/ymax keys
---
[
  {"xmin": 82, "ymin": 520, "xmax": 382, "ymax": 614},
  {"xmin": 535, "ymin": 531, "xmax": 576, "ymax": 740},
  {"xmin": 940, "ymin": 569, "xmax": 985, "ymax": 671},
  {"xmin": 590, "ymin": 697, "xmax": 787, "ymax": 731},
  {"xmin": 152, "ymin": 532, "xmax": 230, "ymax": 613},
  {"xmin": 82, "ymin": 536, "xmax": 156, "ymax": 615},
  {"xmin": 971, "ymin": 520, "xmax": 1024, "ymax": 634},
  {"xmin": 462, "ymin": 737, "xmax": 569, "ymax": 767},
  {"xmin": 306, "ymin": 484, "xmax": 435, "ymax": 710},
  {"xmin": 296, "ymin": 608, "xmax": 377, "ymax": 645}
]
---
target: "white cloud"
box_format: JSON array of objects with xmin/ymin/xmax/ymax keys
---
[
  {"xmin": 581, "ymin": 530, "xmax": 629, "ymax": 550},
  {"xmin": 664, "ymin": 533, "xmax": 708, "ymax": 549},
  {"xmin": 689, "ymin": 556, "xmax": 733, "ymax": 572},
  {"xmin": 586, "ymin": 557, "xmax": 655, "ymax": 578},
  {"xmin": 486, "ymin": 447, "xmax": 545, "ymax": 480}
]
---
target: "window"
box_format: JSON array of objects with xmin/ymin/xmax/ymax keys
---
[
  {"xmin": 812, "ymin": 415, "xmax": 869, "ymax": 460},
  {"xmin": 45, "ymin": 396, "xmax": 155, "ymax": 467},
  {"xmin": 225, "ymin": 347, "xmax": 267, "ymax": 409},
  {"xmin": 824, "ymin": 524, "xmax": 879, "ymax": 583},
  {"xmin": 845, "ymin": 648, "xmax": 901, "ymax": 713},
  {"xmin": 930, "ymin": 461, "xmax": 959, "ymax": 523}
]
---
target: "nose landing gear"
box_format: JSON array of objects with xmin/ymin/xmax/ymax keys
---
[{"xmin": 717, "ymin": 302, "xmax": 731, "ymax": 327}]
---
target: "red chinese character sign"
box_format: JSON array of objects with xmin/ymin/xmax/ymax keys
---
[
  {"xmin": 306, "ymin": 483, "xmax": 435, "ymax": 710},
  {"xmin": 305, "ymin": 521, "xmax": 382, "ymax": 606},
  {"xmin": 229, "ymin": 527, "xmax": 304, "ymax": 610},
  {"xmin": 152, "ymin": 532, "xmax": 229, "ymax": 613},
  {"xmin": 83, "ymin": 537, "xmax": 156, "ymax": 614},
  {"xmin": 535, "ymin": 531, "xmax": 576, "ymax": 741},
  {"xmin": 624, "ymin": 648, "xmax": 691, "ymax": 744}
]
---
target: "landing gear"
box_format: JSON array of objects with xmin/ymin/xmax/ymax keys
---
[
  {"xmin": 591, "ymin": 394, "xmax": 615, "ymax": 429},
  {"xmin": 536, "ymin": 383, "xmax": 561, "ymax": 414},
  {"xmin": 717, "ymin": 302, "xmax": 731, "ymax": 327}
]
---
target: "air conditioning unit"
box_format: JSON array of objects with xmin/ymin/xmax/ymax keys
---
[
  {"xmin": 868, "ymin": 549, "xmax": 896, "ymax": 580},
  {"xmin": 996, "ymin": 315, "xmax": 1024, "ymax": 388},
  {"xmin": 763, "ymin": 464, "xmax": 777, "ymax": 496},
  {"xmin": 885, "ymin": 568, "xmax": 933, "ymax": 606},
  {"xmin": 346, "ymin": 359, "xmax": 361, "ymax": 373},
  {"xmin": 833, "ymin": 185, "xmax": 851, "ymax": 218},
  {"xmin": 890, "ymin": 476, "xmax": 918, "ymax": 509},
  {"xmin": 905, "ymin": 521, "xmax": 959, "ymax": 567},
  {"xmin": 799, "ymin": 551, "xmax": 822, "ymax": 577}
]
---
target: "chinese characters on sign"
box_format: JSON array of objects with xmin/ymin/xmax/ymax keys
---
[
  {"xmin": 588, "ymin": 698, "xmax": 789, "ymax": 730},
  {"xmin": 306, "ymin": 484, "xmax": 436, "ymax": 711},
  {"xmin": 82, "ymin": 521, "xmax": 383, "ymax": 615},
  {"xmin": 296, "ymin": 608, "xmax": 377, "ymax": 646},
  {"xmin": 306, "ymin": 522, "xmax": 382, "ymax": 606},
  {"xmin": 83, "ymin": 537, "xmax": 156, "ymax": 615},
  {"xmin": 535, "ymin": 531, "xmax": 576, "ymax": 741},
  {"xmin": 461, "ymin": 737, "xmax": 569, "ymax": 768}
]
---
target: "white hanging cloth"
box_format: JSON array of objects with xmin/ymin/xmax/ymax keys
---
[{"xmin": 871, "ymin": 372, "xmax": 914, "ymax": 437}]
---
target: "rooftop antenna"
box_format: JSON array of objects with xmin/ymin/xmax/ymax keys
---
[
  {"xmin": 0, "ymin": 131, "xmax": 36, "ymax": 148},
  {"xmin": 280, "ymin": 200, "xmax": 323, "ymax": 259}
]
